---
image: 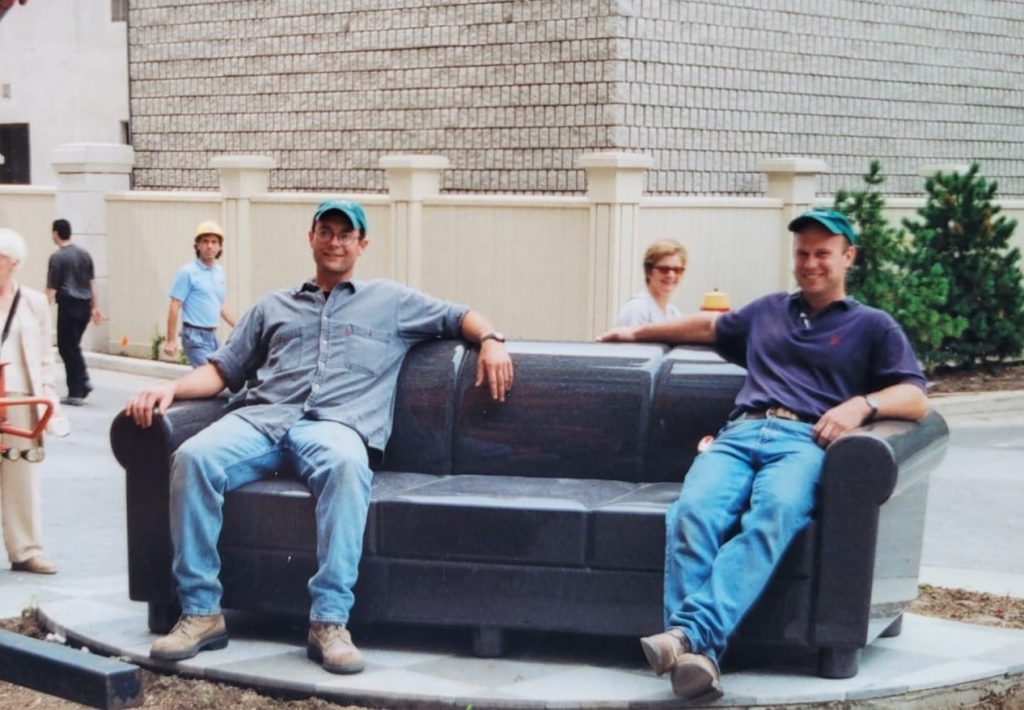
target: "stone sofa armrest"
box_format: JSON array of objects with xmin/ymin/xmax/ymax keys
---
[
  {"xmin": 110, "ymin": 396, "xmax": 231, "ymax": 471},
  {"xmin": 812, "ymin": 410, "xmax": 949, "ymax": 656}
]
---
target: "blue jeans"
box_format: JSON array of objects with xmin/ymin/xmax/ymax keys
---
[
  {"xmin": 664, "ymin": 418, "xmax": 825, "ymax": 667},
  {"xmin": 181, "ymin": 325, "xmax": 219, "ymax": 367},
  {"xmin": 169, "ymin": 413, "xmax": 373, "ymax": 623}
]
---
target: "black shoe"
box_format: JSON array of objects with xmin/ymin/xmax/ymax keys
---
[{"xmin": 61, "ymin": 396, "xmax": 85, "ymax": 406}]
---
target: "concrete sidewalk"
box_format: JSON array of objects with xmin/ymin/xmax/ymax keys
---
[{"xmin": 0, "ymin": 360, "xmax": 1022, "ymax": 707}]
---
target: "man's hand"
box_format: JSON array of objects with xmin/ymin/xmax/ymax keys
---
[
  {"xmin": 163, "ymin": 339, "xmax": 179, "ymax": 357},
  {"xmin": 812, "ymin": 397, "xmax": 872, "ymax": 448},
  {"xmin": 125, "ymin": 382, "xmax": 177, "ymax": 428},
  {"xmin": 90, "ymin": 307, "xmax": 104, "ymax": 326},
  {"xmin": 475, "ymin": 340, "xmax": 513, "ymax": 402},
  {"xmin": 596, "ymin": 326, "xmax": 639, "ymax": 343}
]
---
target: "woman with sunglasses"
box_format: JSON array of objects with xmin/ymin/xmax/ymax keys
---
[{"xmin": 615, "ymin": 239, "xmax": 688, "ymax": 327}]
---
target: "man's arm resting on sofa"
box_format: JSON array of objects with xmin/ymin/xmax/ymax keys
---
[
  {"xmin": 125, "ymin": 363, "xmax": 227, "ymax": 428},
  {"xmin": 596, "ymin": 311, "xmax": 718, "ymax": 345},
  {"xmin": 812, "ymin": 383, "xmax": 929, "ymax": 448}
]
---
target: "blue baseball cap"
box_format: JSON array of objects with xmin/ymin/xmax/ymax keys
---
[
  {"xmin": 787, "ymin": 209, "xmax": 856, "ymax": 245},
  {"xmin": 313, "ymin": 199, "xmax": 368, "ymax": 235}
]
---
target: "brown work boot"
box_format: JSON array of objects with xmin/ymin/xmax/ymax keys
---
[
  {"xmin": 307, "ymin": 622, "xmax": 365, "ymax": 674},
  {"xmin": 639, "ymin": 627, "xmax": 689, "ymax": 675},
  {"xmin": 150, "ymin": 614, "xmax": 228, "ymax": 661},
  {"xmin": 670, "ymin": 652, "xmax": 723, "ymax": 701}
]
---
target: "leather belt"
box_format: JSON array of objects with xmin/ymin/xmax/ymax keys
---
[
  {"xmin": 734, "ymin": 406, "xmax": 815, "ymax": 424},
  {"xmin": 182, "ymin": 323, "xmax": 217, "ymax": 331}
]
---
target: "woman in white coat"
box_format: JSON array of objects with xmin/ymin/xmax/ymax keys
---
[{"xmin": 0, "ymin": 228, "xmax": 69, "ymax": 574}]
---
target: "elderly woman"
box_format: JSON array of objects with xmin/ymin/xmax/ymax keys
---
[
  {"xmin": 0, "ymin": 228, "xmax": 69, "ymax": 574},
  {"xmin": 615, "ymin": 239, "xmax": 688, "ymax": 327}
]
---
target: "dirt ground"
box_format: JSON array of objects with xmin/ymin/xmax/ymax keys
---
[
  {"xmin": 928, "ymin": 360, "xmax": 1024, "ymax": 393},
  {"xmin": 3, "ymin": 585, "xmax": 1024, "ymax": 708}
]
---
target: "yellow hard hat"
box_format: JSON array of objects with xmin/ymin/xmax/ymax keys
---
[{"xmin": 194, "ymin": 220, "xmax": 224, "ymax": 239}]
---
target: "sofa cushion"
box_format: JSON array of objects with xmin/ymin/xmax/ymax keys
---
[
  {"xmin": 376, "ymin": 474, "xmax": 636, "ymax": 566},
  {"xmin": 451, "ymin": 342, "xmax": 667, "ymax": 482},
  {"xmin": 590, "ymin": 482, "xmax": 817, "ymax": 577},
  {"xmin": 220, "ymin": 471, "xmax": 438, "ymax": 556}
]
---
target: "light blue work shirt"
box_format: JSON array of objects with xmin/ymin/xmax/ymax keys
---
[
  {"xmin": 169, "ymin": 259, "xmax": 227, "ymax": 328},
  {"xmin": 209, "ymin": 278, "xmax": 469, "ymax": 452}
]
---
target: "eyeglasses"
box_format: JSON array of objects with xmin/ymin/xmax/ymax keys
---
[
  {"xmin": 314, "ymin": 227, "xmax": 360, "ymax": 244},
  {"xmin": 652, "ymin": 265, "xmax": 685, "ymax": 276}
]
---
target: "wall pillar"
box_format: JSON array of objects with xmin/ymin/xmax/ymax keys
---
[
  {"xmin": 211, "ymin": 155, "xmax": 275, "ymax": 313},
  {"xmin": 51, "ymin": 142, "xmax": 134, "ymax": 352},
  {"xmin": 380, "ymin": 155, "xmax": 449, "ymax": 289},
  {"xmin": 759, "ymin": 157, "xmax": 829, "ymax": 291},
  {"xmin": 580, "ymin": 151, "xmax": 654, "ymax": 337}
]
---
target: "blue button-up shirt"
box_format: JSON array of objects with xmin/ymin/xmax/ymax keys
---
[
  {"xmin": 714, "ymin": 292, "xmax": 927, "ymax": 420},
  {"xmin": 169, "ymin": 259, "xmax": 227, "ymax": 328},
  {"xmin": 209, "ymin": 279, "xmax": 468, "ymax": 451}
]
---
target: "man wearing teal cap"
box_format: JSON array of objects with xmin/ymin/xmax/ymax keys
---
[
  {"xmin": 599, "ymin": 208, "xmax": 928, "ymax": 700},
  {"xmin": 126, "ymin": 198, "xmax": 513, "ymax": 674}
]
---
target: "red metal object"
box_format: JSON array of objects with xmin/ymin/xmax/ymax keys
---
[{"xmin": 0, "ymin": 363, "xmax": 52, "ymax": 457}]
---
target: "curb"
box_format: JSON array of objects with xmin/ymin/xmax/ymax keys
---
[
  {"xmin": 84, "ymin": 352, "xmax": 189, "ymax": 380},
  {"xmin": 928, "ymin": 390, "xmax": 1024, "ymax": 417}
]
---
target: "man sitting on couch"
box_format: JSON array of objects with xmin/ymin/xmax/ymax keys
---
[
  {"xmin": 125, "ymin": 199, "xmax": 513, "ymax": 674},
  {"xmin": 599, "ymin": 209, "xmax": 929, "ymax": 701}
]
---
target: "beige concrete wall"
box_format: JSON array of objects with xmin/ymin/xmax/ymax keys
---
[
  {"xmin": 637, "ymin": 198, "xmax": 785, "ymax": 313},
  {"xmin": 0, "ymin": 187, "xmax": 57, "ymax": 292},
  {"xmin": 420, "ymin": 197, "xmax": 592, "ymax": 341},
  {"xmin": 106, "ymin": 191, "xmax": 221, "ymax": 358}
]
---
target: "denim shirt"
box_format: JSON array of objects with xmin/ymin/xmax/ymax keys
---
[{"xmin": 209, "ymin": 278, "xmax": 468, "ymax": 451}]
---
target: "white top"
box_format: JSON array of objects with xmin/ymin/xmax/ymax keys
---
[{"xmin": 614, "ymin": 289, "xmax": 681, "ymax": 327}]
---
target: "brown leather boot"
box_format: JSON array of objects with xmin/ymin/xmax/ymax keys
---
[
  {"xmin": 670, "ymin": 652, "xmax": 723, "ymax": 701},
  {"xmin": 639, "ymin": 627, "xmax": 689, "ymax": 675},
  {"xmin": 307, "ymin": 622, "xmax": 365, "ymax": 674},
  {"xmin": 150, "ymin": 614, "xmax": 228, "ymax": 661}
]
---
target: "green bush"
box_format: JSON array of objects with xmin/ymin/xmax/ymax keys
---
[
  {"xmin": 903, "ymin": 164, "xmax": 1024, "ymax": 368},
  {"xmin": 833, "ymin": 161, "xmax": 966, "ymax": 373}
]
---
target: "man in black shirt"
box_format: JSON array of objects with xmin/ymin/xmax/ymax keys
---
[{"xmin": 46, "ymin": 219, "xmax": 103, "ymax": 405}]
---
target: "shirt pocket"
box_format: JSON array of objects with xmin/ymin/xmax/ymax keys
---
[{"xmin": 339, "ymin": 324, "xmax": 391, "ymax": 376}]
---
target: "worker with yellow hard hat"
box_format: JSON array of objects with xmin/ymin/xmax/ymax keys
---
[{"xmin": 165, "ymin": 220, "xmax": 236, "ymax": 367}]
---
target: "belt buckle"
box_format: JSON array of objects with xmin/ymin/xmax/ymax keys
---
[{"xmin": 767, "ymin": 406, "xmax": 796, "ymax": 422}]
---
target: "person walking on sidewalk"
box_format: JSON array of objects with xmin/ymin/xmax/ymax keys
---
[
  {"xmin": 164, "ymin": 220, "xmax": 237, "ymax": 367},
  {"xmin": 125, "ymin": 198, "xmax": 514, "ymax": 674},
  {"xmin": 46, "ymin": 219, "xmax": 102, "ymax": 406},
  {"xmin": 598, "ymin": 209, "xmax": 929, "ymax": 701},
  {"xmin": 0, "ymin": 228, "xmax": 70, "ymax": 575}
]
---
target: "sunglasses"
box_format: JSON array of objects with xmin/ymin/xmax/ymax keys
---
[{"xmin": 652, "ymin": 265, "xmax": 685, "ymax": 276}]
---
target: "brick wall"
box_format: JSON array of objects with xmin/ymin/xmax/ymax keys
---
[{"xmin": 127, "ymin": 0, "xmax": 1024, "ymax": 196}]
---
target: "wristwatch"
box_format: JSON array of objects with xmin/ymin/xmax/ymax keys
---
[
  {"xmin": 863, "ymin": 394, "xmax": 880, "ymax": 423},
  {"xmin": 480, "ymin": 331, "xmax": 506, "ymax": 344}
]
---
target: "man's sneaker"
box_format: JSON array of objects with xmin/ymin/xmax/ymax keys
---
[
  {"xmin": 640, "ymin": 627, "xmax": 689, "ymax": 676},
  {"xmin": 60, "ymin": 396, "xmax": 84, "ymax": 406},
  {"xmin": 307, "ymin": 622, "xmax": 365, "ymax": 674},
  {"xmin": 150, "ymin": 614, "xmax": 228, "ymax": 661},
  {"xmin": 670, "ymin": 652, "xmax": 723, "ymax": 701}
]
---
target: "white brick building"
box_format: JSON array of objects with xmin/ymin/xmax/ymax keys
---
[{"xmin": 127, "ymin": 0, "xmax": 1024, "ymax": 196}]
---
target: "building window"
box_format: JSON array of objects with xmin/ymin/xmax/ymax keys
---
[
  {"xmin": 0, "ymin": 123, "xmax": 31, "ymax": 184},
  {"xmin": 111, "ymin": 0, "xmax": 127, "ymax": 22},
  {"xmin": 121, "ymin": 120, "xmax": 131, "ymax": 145}
]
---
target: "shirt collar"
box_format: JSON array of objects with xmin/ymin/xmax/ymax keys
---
[
  {"xmin": 788, "ymin": 291, "xmax": 856, "ymax": 315},
  {"xmin": 194, "ymin": 258, "xmax": 217, "ymax": 271},
  {"xmin": 296, "ymin": 279, "xmax": 361, "ymax": 296}
]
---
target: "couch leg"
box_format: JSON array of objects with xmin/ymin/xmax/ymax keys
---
[
  {"xmin": 147, "ymin": 602, "xmax": 181, "ymax": 635},
  {"xmin": 880, "ymin": 613, "xmax": 903, "ymax": 638},
  {"xmin": 472, "ymin": 626, "xmax": 505, "ymax": 658},
  {"xmin": 817, "ymin": 647, "xmax": 860, "ymax": 679}
]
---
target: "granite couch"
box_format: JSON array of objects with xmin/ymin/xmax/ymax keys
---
[{"xmin": 109, "ymin": 340, "xmax": 949, "ymax": 678}]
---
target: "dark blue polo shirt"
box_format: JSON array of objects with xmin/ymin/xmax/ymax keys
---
[{"xmin": 714, "ymin": 292, "xmax": 927, "ymax": 420}]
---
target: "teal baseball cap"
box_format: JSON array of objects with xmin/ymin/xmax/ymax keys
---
[
  {"xmin": 313, "ymin": 199, "xmax": 368, "ymax": 235},
  {"xmin": 787, "ymin": 209, "xmax": 856, "ymax": 245}
]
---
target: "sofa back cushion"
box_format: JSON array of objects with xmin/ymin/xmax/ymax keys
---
[{"xmin": 383, "ymin": 340, "xmax": 745, "ymax": 483}]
